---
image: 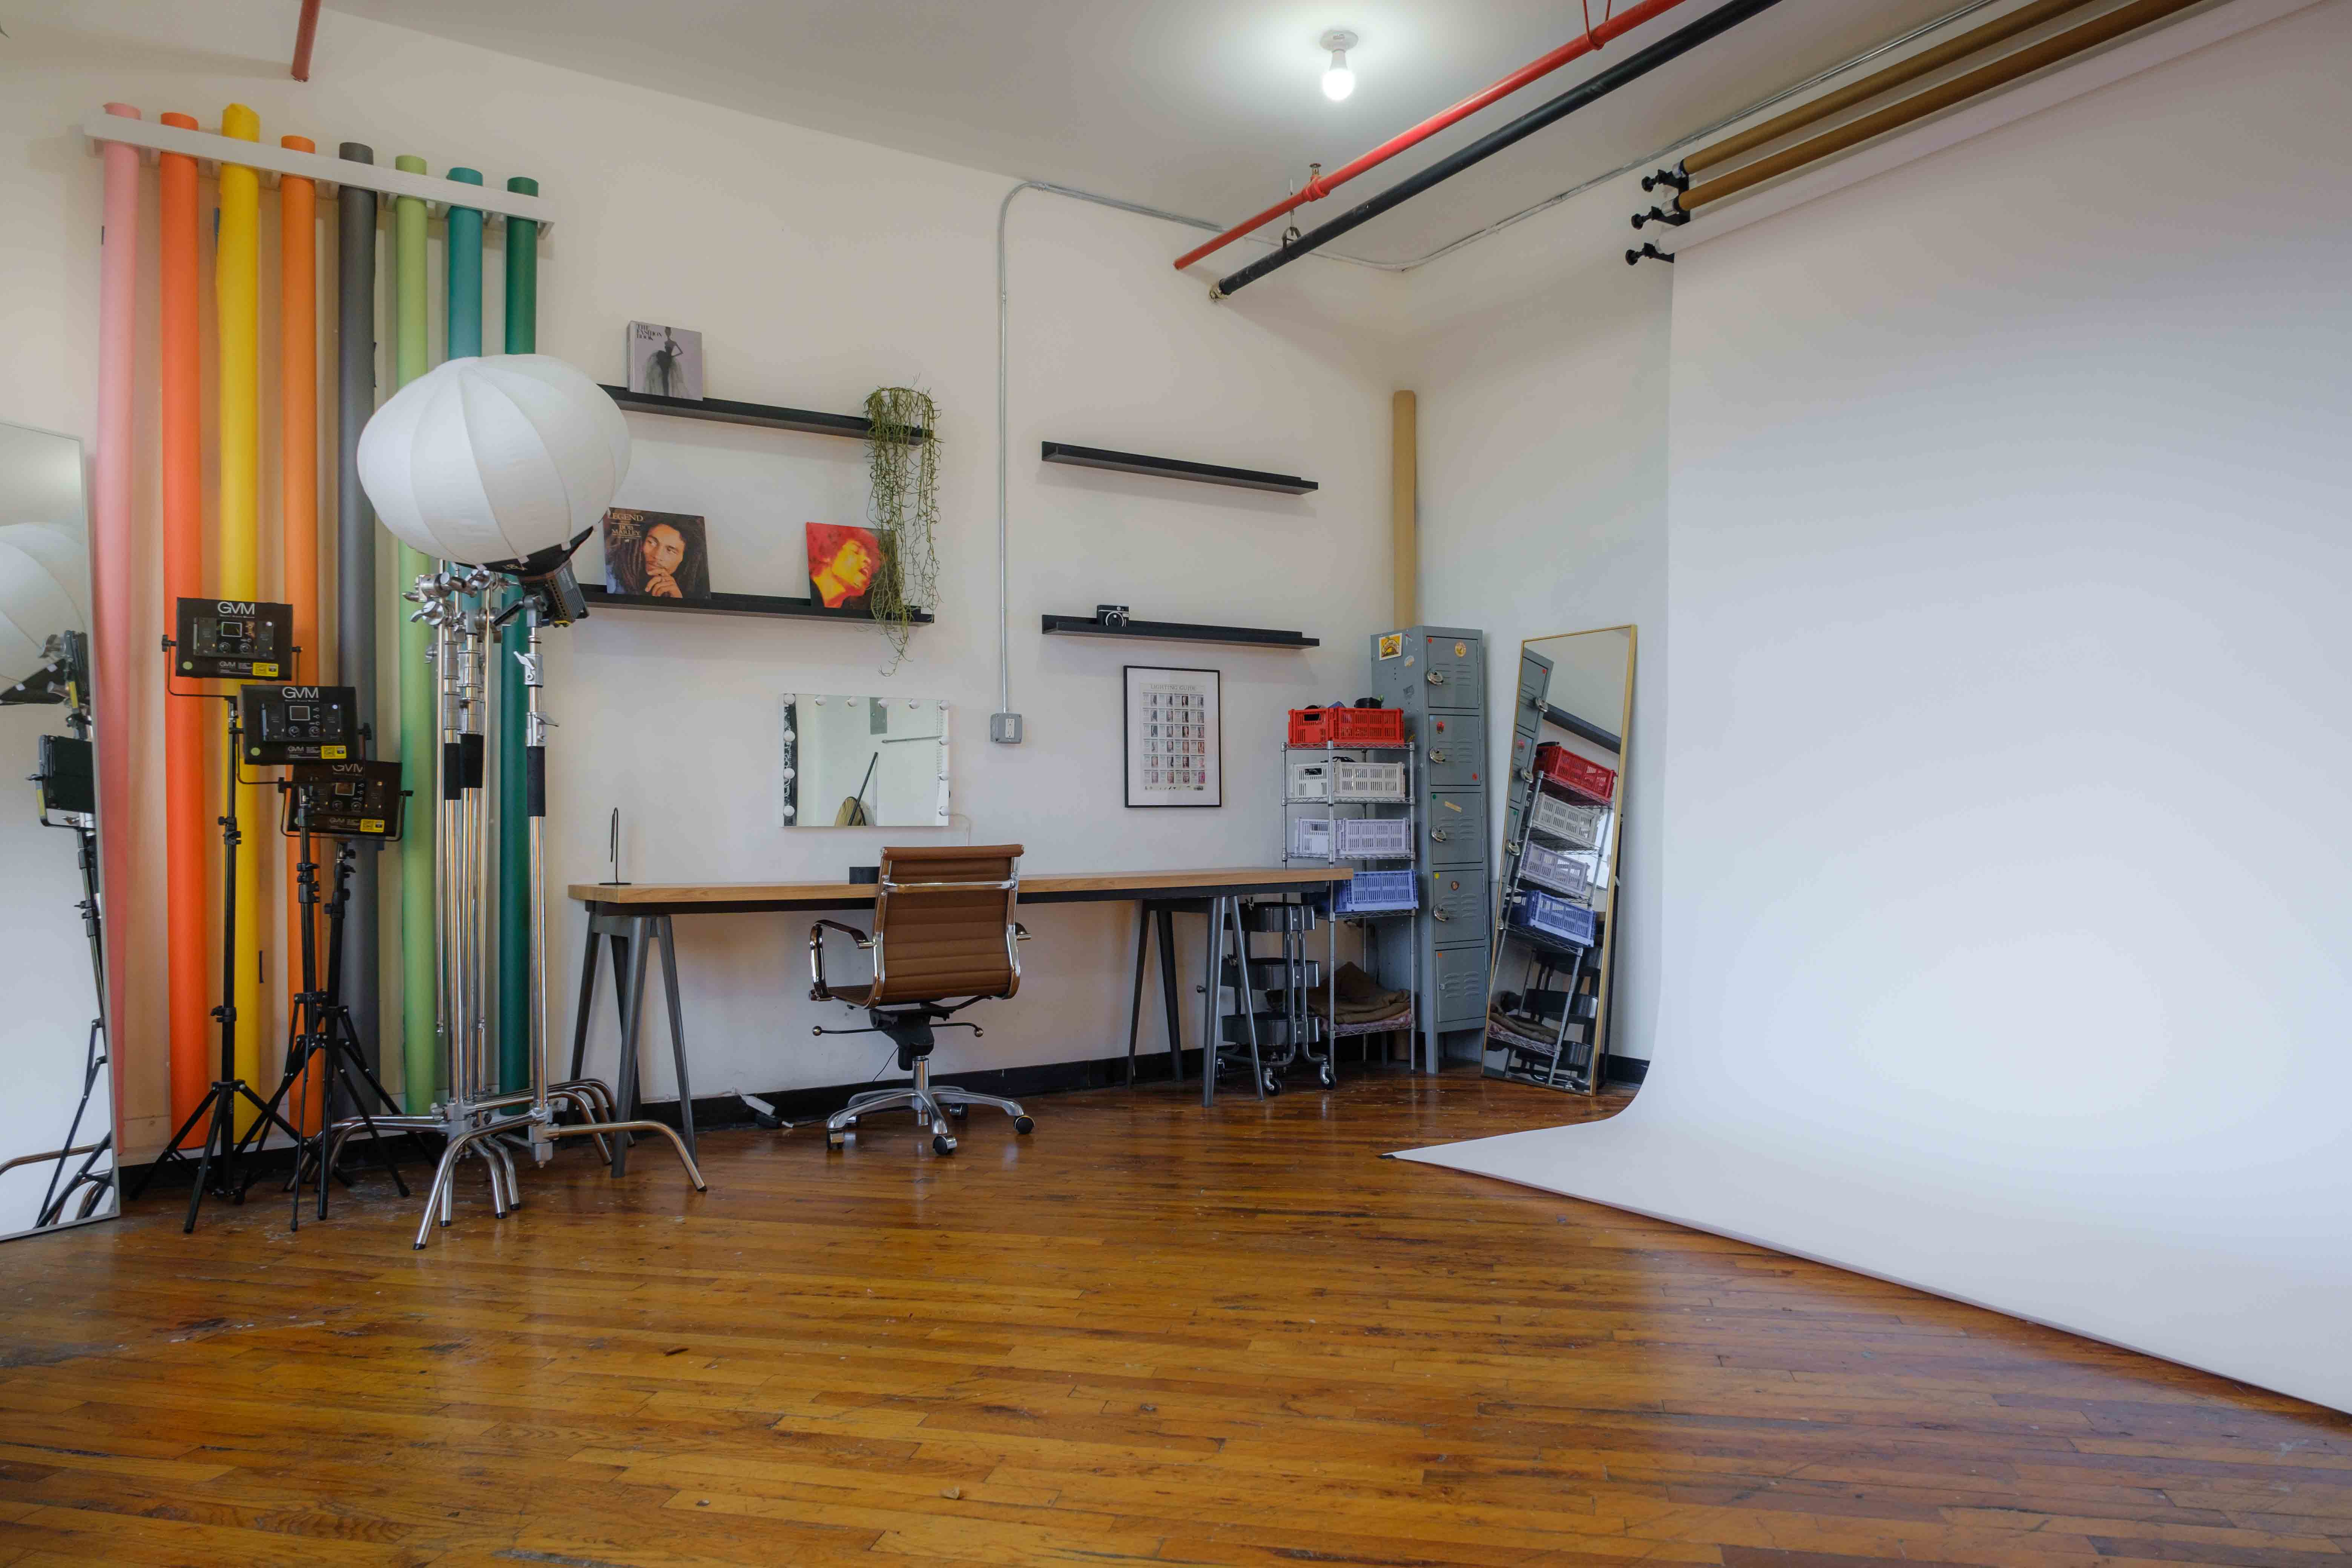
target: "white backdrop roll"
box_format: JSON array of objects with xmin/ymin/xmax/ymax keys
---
[{"xmin": 1402, "ymin": 1, "xmax": 2352, "ymax": 1414}]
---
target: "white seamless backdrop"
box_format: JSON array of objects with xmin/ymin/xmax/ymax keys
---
[{"xmin": 1402, "ymin": 0, "xmax": 2352, "ymax": 1414}]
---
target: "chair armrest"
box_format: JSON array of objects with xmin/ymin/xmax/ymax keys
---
[{"xmin": 809, "ymin": 919, "xmax": 873, "ymax": 1001}]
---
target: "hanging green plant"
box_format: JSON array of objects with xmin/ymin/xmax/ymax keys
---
[{"xmin": 864, "ymin": 386, "xmax": 939, "ymax": 669}]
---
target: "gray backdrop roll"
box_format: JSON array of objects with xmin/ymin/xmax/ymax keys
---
[{"xmin": 336, "ymin": 141, "xmax": 380, "ymax": 1071}]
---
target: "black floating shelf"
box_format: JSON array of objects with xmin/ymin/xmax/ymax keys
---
[
  {"xmin": 601, "ymin": 385, "xmax": 925, "ymax": 442},
  {"xmin": 1040, "ymin": 614, "xmax": 1315, "ymax": 649},
  {"xmin": 1039, "ymin": 441, "xmax": 1315, "ymax": 495},
  {"xmin": 582, "ymin": 586, "xmax": 933, "ymax": 624}
]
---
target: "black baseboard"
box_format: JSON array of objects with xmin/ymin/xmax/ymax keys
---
[{"xmin": 1606, "ymin": 1056, "xmax": 1649, "ymax": 1086}]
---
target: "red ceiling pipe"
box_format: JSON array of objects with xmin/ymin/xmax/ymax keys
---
[
  {"xmin": 291, "ymin": 0, "xmax": 321, "ymax": 81},
  {"xmin": 1172, "ymin": 0, "xmax": 1700, "ymax": 271}
]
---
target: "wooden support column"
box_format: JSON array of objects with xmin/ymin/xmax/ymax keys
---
[{"xmin": 1391, "ymin": 390, "xmax": 1418, "ymax": 626}]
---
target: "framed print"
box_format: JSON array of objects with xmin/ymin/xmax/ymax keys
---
[{"xmin": 1123, "ymin": 666, "xmax": 1221, "ymax": 808}]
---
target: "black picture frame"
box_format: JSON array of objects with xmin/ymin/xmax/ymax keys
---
[{"xmin": 1123, "ymin": 665, "xmax": 1222, "ymax": 809}]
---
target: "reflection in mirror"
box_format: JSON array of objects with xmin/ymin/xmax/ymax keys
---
[
  {"xmin": 1484, "ymin": 624, "xmax": 1635, "ymax": 1096},
  {"xmin": 780, "ymin": 695, "xmax": 951, "ymax": 828},
  {"xmin": 0, "ymin": 421, "xmax": 117, "ymax": 1238}
]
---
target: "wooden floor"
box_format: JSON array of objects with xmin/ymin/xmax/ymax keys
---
[{"xmin": 2, "ymin": 1069, "xmax": 2346, "ymax": 1568}]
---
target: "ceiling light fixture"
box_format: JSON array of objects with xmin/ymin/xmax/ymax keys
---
[{"xmin": 1320, "ymin": 29, "xmax": 1358, "ymax": 102}]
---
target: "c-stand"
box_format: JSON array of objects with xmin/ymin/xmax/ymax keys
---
[{"xmin": 235, "ymin": 819, "xmax": 424, "ymax": 1226}]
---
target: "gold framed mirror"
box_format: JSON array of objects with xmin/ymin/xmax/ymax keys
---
[{"xmin": 1483, "ymin": 624, "xmax": 1635, "ymax": 1096}]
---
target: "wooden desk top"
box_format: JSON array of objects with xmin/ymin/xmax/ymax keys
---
[{"xmin": 568, "ymin": 865, "xmax": 1350, "ymax": 913}]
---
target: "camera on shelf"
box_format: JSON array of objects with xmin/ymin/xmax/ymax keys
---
[
  {"xmin": 281, "ymin": 759, "xmax": 406, "ymax": 842},
  {"xmin": 1095, "ymin": 604, "xmax": 1131, "ymax": 629},
  {"xmin": 239, "ymin": 684, "xmax": 358, "ymax": 764},
  {"xmin": 174, "ymin": 597, "xmax": 294, "ymax": 680}
]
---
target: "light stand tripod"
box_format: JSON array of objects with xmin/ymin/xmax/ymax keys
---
[
  {"xmin": 128, "ymin": 693, "xmax": 310, "ymax": 1232},
  {"xmin": 235, "ymin": 820, "xmax": 422, "ymax": 1226}
]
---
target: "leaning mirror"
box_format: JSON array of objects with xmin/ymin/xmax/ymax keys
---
[
  {"xmin": 0, "ymin": 420, "xmax": 116, "ymax": 1237},
  {"xmin": 1484, "ymin": 624, "xmax": 1634, "ymax": 1095},
  {"xmin": 780, "ymin": 695, "xmax": 951, "ymax": 827}
]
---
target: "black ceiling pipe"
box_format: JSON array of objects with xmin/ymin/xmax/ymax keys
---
[{"xmin": 1209, "ymin": 0, "xmax": 1789, "ymax": 301}]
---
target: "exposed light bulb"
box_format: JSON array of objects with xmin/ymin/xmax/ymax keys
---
[{"xmin": 1319, "ymin": 29, "xmax": 1358, "ymax": 102}]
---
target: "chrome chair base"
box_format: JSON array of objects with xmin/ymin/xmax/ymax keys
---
[{"xmin": 825, "ymin": 1058, "xmax": 1032, "ymax": 1153}]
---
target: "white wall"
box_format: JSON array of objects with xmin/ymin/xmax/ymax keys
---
[
  {"xmin": 1407, "ymin": 231, "xmax": 1673, "ymax": 1063},
  {"xmin": 1, "ymin": 5, "xmax": 1407, "ymax": 1146},
  {"xmin": 1407, "ymin": 0, "xmax": 2352, "ymax": 1414}
]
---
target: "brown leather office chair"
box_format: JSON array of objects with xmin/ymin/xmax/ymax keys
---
[{"xmin": 808, "ymin": 844, "xmax": 1035, "ymax": 1154}]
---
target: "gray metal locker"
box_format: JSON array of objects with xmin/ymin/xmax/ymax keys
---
[{"xmin": 1368, "ymin": 625, "xmax": 1492, "ymax": 1070}]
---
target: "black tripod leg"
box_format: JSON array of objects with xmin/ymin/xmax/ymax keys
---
[
  {"xmin": 236, "ymin": 1082, "xmax": 311, "ymax": 1147},
  {"xmin": 328, "ymin": 1053, "xmax": 412, "ymax": 1209},
  {"xmin": 126, "ymin": 1095, "xmax": 213, "ymax": 1203},
  {"xmin": 183, "ymin": 1091, "xmax": 232, "ymax": 1234},
  {"xmin": 232, "ymin": 1062, "xmax": 308, "ymax": 1199},
  {"xmin": 568, "ymin": 924, "xmax": 600, "ymax": 1086}
]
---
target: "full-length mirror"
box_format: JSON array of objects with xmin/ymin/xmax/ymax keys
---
[
  {"xmin": 780, "ymin": 694, "xmax": 951, "ymax": 827},
  {"xmin": 0, "ymin": 421, "xmax": 115, "ymax": 1237},
  {"xmin": 1484, "ymin": 624, "xmax": 1634, "ymax": 1095}
]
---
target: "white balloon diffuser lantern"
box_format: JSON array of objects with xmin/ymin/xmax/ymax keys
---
[{"xmin": 357, "ymin": 353, "xmax": 630, "ymax": 568}]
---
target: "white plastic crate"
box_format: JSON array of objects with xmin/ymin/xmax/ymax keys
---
[
  {"xmin": 1529, "ymin": 791, "xmax": 1609, "ymax": 849},
  {"xmin": 1521, "ymin": 842, "xmax": 1596, "ymax": 901},
  {"xmin": 1287, "ymin": 816, "xmax": 1333, "ymax": 858},
  {"xmin": 1333, "ymin": 759, "xmax": 1407, "ymax": 801},
  {"xmin": 1330, "ymin": 868, "xmax": 1416, "ymax": 913},
  {"xmin": 1334, "ymin": 814, "xmax": 1413, "ymax": 859},
  {"xmin": 1287, "ymin": 760, "xmax": 1333, "ymax": 801}
]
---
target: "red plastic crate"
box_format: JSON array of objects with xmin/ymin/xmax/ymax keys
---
[
  {"xmin": 1534, "ymin": 742, "xmax": 1617, "ymax": 803},
  {"xmin": 1288, "ymin": 706, "xmax": 1407, "ymax": 747}
]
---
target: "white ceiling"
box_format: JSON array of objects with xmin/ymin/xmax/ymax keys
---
[{"xmin": 323, "ymin": 0, "xmax": 1981, "ymax": 268}]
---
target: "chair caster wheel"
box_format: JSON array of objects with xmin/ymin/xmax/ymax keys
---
[
  {"xmin": 1013, "ymin": 1115, "xmax": 1035, "ymax": 1135},
  {"xmin": 1261, "ymin": 1071, "xmax": 1283, "ymax": 1096},
  {"xmin": 826, "ymin": 1131, "xmax": 847, "ymax": 1150},
  {"xmin": 932, "ymin": 1135, "xmax": 957, "ymax": 1155},
  {"xmin": 946, "ymin": 1103, "xmax": 967, "ymax": 1119},
  {"xmin": 1317, "ymin": 1062, "xmax": 1336, "ymax": 1089}
]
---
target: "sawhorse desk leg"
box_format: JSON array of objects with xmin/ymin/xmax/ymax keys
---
[
  {"xmin": 571, "ymin": 911, "xmax": 699, "ymax": 1178},
  {"xmin": 1124, "ymin": 899, "xmax": 1196, "ymax": 1087}
]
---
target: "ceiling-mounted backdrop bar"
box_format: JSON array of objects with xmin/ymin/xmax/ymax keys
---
[
  {"xmin": 1209, "ymin": 0, "xmax": 1786, "ymax": 301},
  {"xmin": 81, "ymin": 115, "xmax": 559, "ymax": 229}
]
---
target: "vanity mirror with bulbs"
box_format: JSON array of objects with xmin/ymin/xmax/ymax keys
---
[{"xmin": 779, "ymin": 694, "xmax": 951, "ymax": 828}]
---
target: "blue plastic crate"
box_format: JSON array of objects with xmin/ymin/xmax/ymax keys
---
[
  {"xmin": 1330, "ymin": 869, "xmax": 1417, "ymax": 914},
  {"xmin": 1510, "ymin": 888, "xmax": 1597, "ymax": 947}
]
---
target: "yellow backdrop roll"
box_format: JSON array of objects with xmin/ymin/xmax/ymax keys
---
[{"xmin": 218, "ymin": 103, "xmax": 266, "ymax": 1125}]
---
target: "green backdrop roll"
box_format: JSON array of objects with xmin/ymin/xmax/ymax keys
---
[
  {"xmin": 446, "ymin": 169, "xmax": 483, "ymax": 357},
  {"xmin": 394, "ymin": 154, "xmax": 437, "ymax": 1112},
  {"xmin": 498, "ymin": 176, "xmax": 539, "ymax": 1093}
]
